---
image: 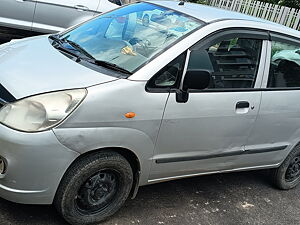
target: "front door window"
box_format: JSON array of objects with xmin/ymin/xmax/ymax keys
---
[{"xmin": 187, "ymin": 38, "xmax": 263, "ymax": 89}]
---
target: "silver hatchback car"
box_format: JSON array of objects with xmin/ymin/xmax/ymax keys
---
[
  {"xmin": 0, "ymin": 0, "xmax": 120, "ymax": 33},
  {"xmin": 0, "ymin": 1, "xmax": 300, "ymax": 224}
]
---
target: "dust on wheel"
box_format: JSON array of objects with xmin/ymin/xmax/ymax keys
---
[
  {"xmin": 285, "ymin": 155, "xmax": 300, "ymax": 183},
  {"xmin": 272, "ymin": 144, "xmax": 300, "ymax": 190},
  {"xmin": 54, "ymin": 151, "xmax": 133, "ymax": 225},
  {"xmin": 75, "ymin": 170, "xmax": 120, "ymax": 215}
]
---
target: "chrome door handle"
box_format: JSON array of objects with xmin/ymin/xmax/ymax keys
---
[{"xmin": 74, "ymin": 5, "xmax": 89, "ymax": 11}]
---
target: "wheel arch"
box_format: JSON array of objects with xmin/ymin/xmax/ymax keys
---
[{"xmin": 55, "ymin": 147, "xmax": 142, "ymax": 201}]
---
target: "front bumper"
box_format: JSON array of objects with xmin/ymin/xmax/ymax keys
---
[{"xmin": 0, "ymin": 124, "xmax": 79, "ymax": 204}]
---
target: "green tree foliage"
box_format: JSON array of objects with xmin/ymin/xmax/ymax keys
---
[
  {"xmin": 265, "ymin": 0, "xmax": 300, "ymax": 9},
  {"xmin": 189, "ymin": 0, "xmax": 209, "ymax": 4}
]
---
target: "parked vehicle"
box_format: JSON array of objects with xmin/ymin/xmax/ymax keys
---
[
  {"xmin": 272, "ymin": 47, "xmax": 300, "ymax": 66},
  {"xmin": 0, "ymin": 1, "xmax": 300, "ymax": 224},
  {"xmin": 0, "ymin": 0, "xmax": 121, "ymax": 33}
]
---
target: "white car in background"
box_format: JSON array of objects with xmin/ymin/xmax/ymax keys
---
[
  {"xmin": 272, "ymin": 48, "xmax": 300, "ymax": 66},
  {"xmin": 0, "ymin": 0, "xmax": 122, "ymax": 33}
]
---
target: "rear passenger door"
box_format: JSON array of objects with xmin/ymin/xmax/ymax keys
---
[
  {"xmin": 149, "ymin": 30, "xmax": 268, "ymax": 181},
  {"xmin": 32, "ymin": 0, "xmax": 100, "ymax": 33},
  {"xmin": 0, "ymin": 0, "xmax": 36, "ymax": 31},
  {"xmin": 245, "ymin": 34, "xmax": 300, "ymax": 166}
]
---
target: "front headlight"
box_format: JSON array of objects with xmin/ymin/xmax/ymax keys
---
[{"xmin": 0, "ymin": 89, "xmax": 87, "ymax": 132}]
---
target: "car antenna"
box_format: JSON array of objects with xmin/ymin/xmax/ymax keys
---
[{"xmin": 178, "ymin": 0, "xmax": 185, "ymax": 6}]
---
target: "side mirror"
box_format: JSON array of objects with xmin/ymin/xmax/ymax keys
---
[
  {"xmin": 183, "ymin": 70, "xmax": 211, "ymax": 91},
  {"xmin": 176, "ymin": 70, "xmax": 211, "ymax": 103}
]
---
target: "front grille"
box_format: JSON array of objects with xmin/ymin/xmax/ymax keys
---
[{"xmin": 0, "ymin": 84, "xmax": 15, "ymax": 105}]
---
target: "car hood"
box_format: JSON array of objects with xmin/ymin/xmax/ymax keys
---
[{"xmin": 0, "ymin": 35, "xmax": 118, "ymax": 100}]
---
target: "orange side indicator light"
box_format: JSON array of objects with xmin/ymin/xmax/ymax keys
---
[{"xmin": 125, "ymin": 112, "xmax": 136, "ymax": 118}]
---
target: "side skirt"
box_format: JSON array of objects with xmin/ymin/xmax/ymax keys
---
[{"xmin": 148, "ymin": 163, "xmax": 280, "ymax": 184}]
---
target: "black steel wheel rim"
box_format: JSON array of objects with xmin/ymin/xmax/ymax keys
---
[
  {"xmin": 285, "ymin": 156, "xmax": 300, "ymax": 182},
  {"xmin": 75, "ymin": 170, "xmax": 119, "ymax": 215}
]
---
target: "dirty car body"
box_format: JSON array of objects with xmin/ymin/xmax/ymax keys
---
[{"xmin": 0, "ymin": 1, "xmax": 300, "ymax": 224}]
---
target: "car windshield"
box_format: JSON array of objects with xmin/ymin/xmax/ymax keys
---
[{"xmin": 59, "ymin": 2, "xmax": 203, "ymax": 74}]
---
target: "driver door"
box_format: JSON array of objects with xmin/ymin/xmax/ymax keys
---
[{"xmin": 149, "ymin": 30, "xmax": 268, "ymax": 181}]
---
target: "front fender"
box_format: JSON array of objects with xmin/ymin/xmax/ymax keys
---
[{"xmin": 53, "ymin": 127, "xmax": 155, "ymax": 185}]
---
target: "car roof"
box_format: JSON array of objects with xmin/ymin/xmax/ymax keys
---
[{"xmin": 146, "ymin": 0, "xmax": 300, "ymax": 37}]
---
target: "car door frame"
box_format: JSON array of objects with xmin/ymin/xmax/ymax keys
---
[
  {"xmin": 261, "ymin": 32, "xmax": 300, "ymax": 89},
  {"xmin": 145, "ymin": 27, "xmax": 271, "ymax": 183},
  {"xmin": 181, "ymin": 28, "xmax": 269, "ymax": 90},
  {"xmin": 245, "ymin": 32, "xmax": 300, "ymax": 168}
]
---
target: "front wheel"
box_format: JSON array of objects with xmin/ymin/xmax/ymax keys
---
[
  {"xmin": 272, "ymin": 144, "xmax": 300, "ymax": 190},
  {"xmin": 54, "ymin": 151, "xmax": 133, "ymax": 225}
]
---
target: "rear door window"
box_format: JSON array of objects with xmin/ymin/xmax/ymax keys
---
[{"xmin": 267, "ymin": 41, "xmax": 300, "ymax": 88}]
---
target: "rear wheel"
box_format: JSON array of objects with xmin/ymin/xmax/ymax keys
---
[
  {"xmin": 54, "ymin": 151, "xmax": 133, "ymax": 225},
  {"xmin": 272, "ymin": 144, "xmax": 300, "ymax": 190}
]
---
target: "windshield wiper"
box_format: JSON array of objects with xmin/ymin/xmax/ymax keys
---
[
  {"xmin": 89, "ymin": 60, "xmax": 133, "ymax": 75},
  {"xmin": 50, "ymin": 36, "xmax": 132, "ymax": 75},
  {"xmin": 49, "ymin": 34, "xmax": 63, "ymax": 44},
  {"xmin": 50, "ymin": 35, "xmax": 88, "ymax": 62},
  {"xmin": 56, "ymin": 46, "xmax": 83, "ymax": 62},
  {"xmin": 52, "ymin": 41, "xmax": 83, "ymax": 62},
  {"xmin": 63, "ymin": 39, "xmax": 95, "ymax": 60}
]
